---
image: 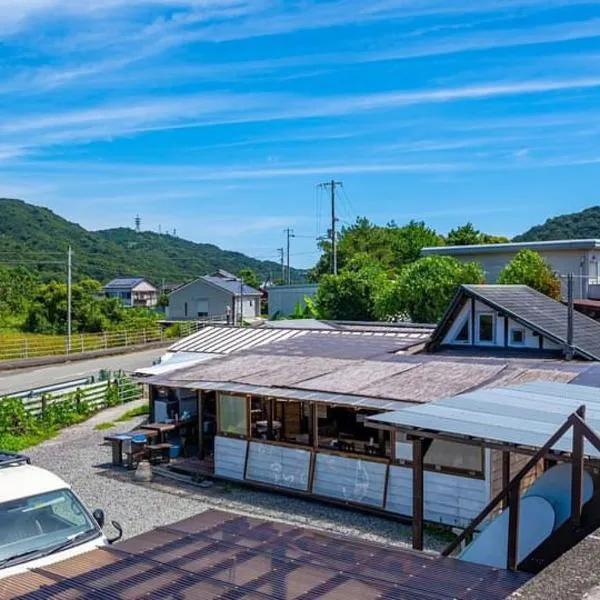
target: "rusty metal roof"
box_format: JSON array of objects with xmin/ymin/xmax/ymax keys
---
[{"xmin": 0, "ymin": 509, "xmax": 530, "ymax": 599}]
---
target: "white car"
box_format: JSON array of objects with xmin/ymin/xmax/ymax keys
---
[{"xmin": 0, "ymin": 452, "xmax": 122, "ymax": 580}]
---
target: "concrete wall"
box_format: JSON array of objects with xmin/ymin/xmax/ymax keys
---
[
  {"xmin": 424, "ymin": 249, "xmax": 594, "ymax": 300},
  {"xmin": 167, "ymin": 279, "xmax": 231, "ymax": 320},
  {"xmin": 268, "ymin": 284, "xmax": 318, "ymax": 318}
]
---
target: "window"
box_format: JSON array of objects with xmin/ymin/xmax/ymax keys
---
[
  {"xmin": 219, "ymin": 394, "xmax": 247, "ymax": 436},
  {"xmin": 510, "ymin": 329, "xmax": 525, "ymax": 345},
  {"xmin": 477, "ymin": 313, "xmax": 495, "ymax": 343},
  {"xmin": 184, "ymin": 302, "xmax": 188, "ymax": 317},
  {"xmin": 454, "ymin": 320, "xmax": 470, "ymax": 343},
  {"xmin": 425, "ymin": 440, "xmax": 484, "ymax": 474}
]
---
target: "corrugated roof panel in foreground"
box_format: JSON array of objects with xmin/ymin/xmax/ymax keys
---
[
  {"xmin": 369, "ymin": 382, "xmax": 600, "ymax": 458},
  {"xmin": 0, "ymin": 510, "xmax": 530, "ymax": 599}
]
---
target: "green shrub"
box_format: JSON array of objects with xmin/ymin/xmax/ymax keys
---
[{"xmin": 0, "ymin": 398, "xmax": 39, "ymax": 437}]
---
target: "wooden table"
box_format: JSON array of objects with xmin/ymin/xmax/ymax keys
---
[
  {"xmin": 104, "ymin": 430, "xmax": 158, "ymax": 467},
  {"xmin": 140, "ymin": 422, "xmax": 177, "ymax": 443}
]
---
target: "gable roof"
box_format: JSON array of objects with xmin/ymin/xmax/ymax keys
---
[
  {"xmin": 104, "ymin": 277, "xmax": 151, "ymax": 290},
  {"xmin": 422, "ymin": 239, "xmax": 600, "ymax": 256},
  {"xmin": 430, "ymin": 284, "xmax": 600, "ymax": 361},
  {"xmin": 212, "ymin": 268, "xmax": 238, "ymax": 280},
  {"xmin": 202, "ymin": 275, "xmax": 261, "ymax": 296}
]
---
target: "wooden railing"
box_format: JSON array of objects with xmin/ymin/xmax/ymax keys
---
[{"xmin": 442, "ymin": 405, "xmax": 600, "ymax": 570}]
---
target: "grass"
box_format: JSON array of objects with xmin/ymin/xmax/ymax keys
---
[
  {"xmin": 0, "ymin": 429, "xmax": 60, "ymax": 452},
  {"xmin": 115, "ymin": 404, "xmax": 149, "ymax": 422},
  {"xmin": 94, "ymin": 421, "xmax": 116, "ymax": 431}
]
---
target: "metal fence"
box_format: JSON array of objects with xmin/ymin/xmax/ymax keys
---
[
  {"xmin": 0, "ymin": 321, "xmax": 205, "ymax": 362},
  {"xmin": 0, "ymin": 373, "xmax": 143, "ymax": 418}
]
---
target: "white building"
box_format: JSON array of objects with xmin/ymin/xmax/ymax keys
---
[
  {"xmin": 422, "ymin": 239, "xmax": 600, "ymax": 300},
  {"xmin": 267, "ymin": 284, "xmax": 318, "ymax": 318},
  {"xmin": 103, "ymin": 277, "xmax": 158, "ymax": 307}
]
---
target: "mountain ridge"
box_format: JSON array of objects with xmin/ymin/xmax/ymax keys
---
[{"xmin": 0, "ymin": 198, "xmax": 300, "ymax": 284}]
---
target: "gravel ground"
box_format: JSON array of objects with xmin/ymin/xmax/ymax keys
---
[{"xmin": 25, "ymin": 402, "xmax": 447, "ymax": 552}]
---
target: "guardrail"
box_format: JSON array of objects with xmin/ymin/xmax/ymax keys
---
[
  {"xmin": 0, "ymin": 372, "xmax": 143, "ymax": 418},
  {"xmin": 0, "ymin": 321, "xmax": 205, "ymax": 362}
]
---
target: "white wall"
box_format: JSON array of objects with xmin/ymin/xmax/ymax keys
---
[{"xmin": 442, "ymin": 298, "xmax": 562, "ymax": 352}]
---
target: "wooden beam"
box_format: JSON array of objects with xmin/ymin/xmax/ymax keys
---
[
  {"xmin": 507, "ymin": 484, "xmax": 520, "ymax": 570},
  {"xmin": 311, "ymin": 403, "xmax": 319, "ymax": 450},
  {"xmin": 571, "ymin": 406, "xmax": 586, "ymax": 527},
  {"xmin": 470, "ymin": 298, "xmax": 476, "ymax": 346},
  {"xmin": 246, "ymin": 395, "xmax": 252, "ymax": 439},
  {"xmin": 502, "ymin": 451, "xmax": 510, "ymax": 509},
  {"xmin": 504, "ymin": 317, "xmax": 509, "ymax": 348},
  {"xmin": 198, "ymin": 391, "xmax": 204, "ymax": 459},
  {"xmin": 412, "ymin": 437, "xmax": 425, "ymax": 551}
]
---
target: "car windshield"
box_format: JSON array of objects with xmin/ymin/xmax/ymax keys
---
[{"xmin": 0, "ymin": 488, "xmax": 98, "ymax": 564}]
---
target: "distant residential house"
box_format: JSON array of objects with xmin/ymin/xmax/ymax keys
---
[
  {"xmin": 267, "ymin": 284, "xmax": 319, "ymax": 318},
  {"xmin": 167, "ymin": 274, "xmax": 261, "ymax": 321},
  {"xmin": 428, "ymin": 284, "xmax": 600, "ymax": 360},
  {"xmin": 104, "ymin": 277, "xmax": 158, "ymax": 308},
  {"xmin": 422, "ymin": 239, "xmax": 600, "ymax": 300}
]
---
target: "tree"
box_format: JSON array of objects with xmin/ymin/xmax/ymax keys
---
[
  {"xmin": 312, "ymin": 261, "xmax": 388, "ymax": 320},
  {"xmin": 157, "ymin": 293, "xmax": 170, "ymax": 309},
  {"xmin": 447, "ymin": 222, "xmax": 510, "ymax": 246},
  {"xmin": 310, "ymin": 217, "xmax": 444, "ymax": 281},
  {"xmin": 447, "ymin": 222, "xmax": 482, "ymax": 246},
  {"xmin": 497, "ymin": 250, "xmax": 561, "ymax": 299},
  {"xmin": 374, "ymin": 256, "xmax": 485, "ymax": 323},
  {"xmin": 0, "ymin": 266, "xmax": 37, "ymax": 319},
  {"xmin": 238, "ymin": 268, "xmax": 260, "ymax": 290}
]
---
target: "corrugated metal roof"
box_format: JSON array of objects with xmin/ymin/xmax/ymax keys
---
[
  {"xmin": 169, "ymin": 325, "xmax": 431, "ymax": 356},
  {"xmin": 104, "ymin": 277, "xmax": 148, "ymax": 289},
  {"xmin": 369, "ymin": 381, "xmax": 600, "ymax": 458},
  {"xmin": 169, "ymin": 326, "xmax": 308, "ymax": 354},
  {"xmin": 0, "ymin": 510, "xmax": 530, "ymax": 599}
]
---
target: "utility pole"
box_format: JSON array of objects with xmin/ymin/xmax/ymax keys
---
[
  {"xmin": 67, "ymin": 246, "xmax": 72, "ymax": 353},
  {"xmin": 277, "ymin": 247, "xmax": 284, "ymax": 283},
  {"xmin": 284, "ymin": 228, "xmax": 295, "ymax": 285},
  {"xmin": 318, "ymin": 180, "xmax": 342, "ymax": 274}
]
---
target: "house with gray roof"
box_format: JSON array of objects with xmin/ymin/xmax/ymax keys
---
[
  {"xmin": 103, "ymin": 277, "xmax": 157, "ymax": 307},
  {"xmin": 166, "ymin": 273, "xmax": 261, "ymax": 322},
  {"xmin": 429, "ymin": 284, "xmax": 600, "ymax": 361}
]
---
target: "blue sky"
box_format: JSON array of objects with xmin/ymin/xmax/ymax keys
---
[{"xmin": 1, "ymin": 1, "xmax": 600, "ymax": 268}]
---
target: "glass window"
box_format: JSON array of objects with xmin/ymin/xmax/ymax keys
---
[
  {"xmin": 511, "ymin": 329, "xmax": 525, "ymax": 344},
  {"xmin": 0, "ymin": 489, "xmax": 98, "ymax": 564},
  {"xmin": 425, "ymin": 440, "xmax": 483, "ymax": 473},
  {"xmin": 219, "ymin": 394, "xmax": 247, "ymax": 436},
  {"xmin": 477, "ymin": 313, "xmax": 495, "ymax": 343},
  {"xmin": 454, "ymin": 320, "xmax": 470, "ymax": 343}
]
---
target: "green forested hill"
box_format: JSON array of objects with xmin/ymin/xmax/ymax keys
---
[
  {"xmin": 514, "ymin": 206, "xmax": 600, "ymax": 242},
  {"xmin": 0, "ymin": 198, "xmax": 298, "ymax": 284}
]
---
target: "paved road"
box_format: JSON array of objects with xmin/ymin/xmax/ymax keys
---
[{"xmin": 0, "ymin": 347, "xmax": 165, "ymax": 396}]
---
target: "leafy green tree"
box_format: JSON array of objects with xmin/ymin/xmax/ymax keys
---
[
  {"xmin": 0, "ymin": 266, "xmax": 38, "ymax": 318},
  {"xmin": 497, "ymin": 250, "xmax": 561, "ymax": 299},
  {"xmin": 447, "ymin": 222, "xmax": 510, "ymax": 246},
  {"xmin": 312, "ymin": 260, "xmax": 388, "ymax": 320},
  {"xmin": 238, "ymin": 268, "xmax": 261, "ymax": 290},
  {"xmin": 310, "ymin": 217, "xmax": 444, "ymax": 281},
  {"xmin": 447, "ymin": 222, "xmax": 482, "ymax": 246},
  {"xmin": 156, "ymin": 293, "xmax": 170, "ymax": 309},
  {"xmin": 375, "ymin": 256, "xmax": 485, "ymax": 323}
]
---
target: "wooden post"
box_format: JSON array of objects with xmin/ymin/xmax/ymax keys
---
[
  {"xmin": 571, "ymin": 406, "xmax": 586, "ymax": 527},
  {"xmin": 507, "ymin": 484, "xmax": 520, "ymax": 570},
  {"xmin": 311, "ymin": 403, "xmax": 319, "ymax": 450},
  {"xmin": 198, "ymin": 391, "xmax": 204, "ymax": 459},
  {"xmin": 390, "ymin": 431, "xmax": 397, "ymax": 462},
  {"xmin": 502, "ymin": 451, "xmax": 511, "ymax": 509},
  {"xmin": 246, "ymin": 395, "xmax": 252, "ymax": 439},
  {"xmin": 412, "ymin": 437, "xmax": 425, "ymax": 551},
  {"xmin": 215, "ymin": 393, "xmax": 221, "ymax": 434}
]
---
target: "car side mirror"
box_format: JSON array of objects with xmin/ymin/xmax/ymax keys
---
[
  {"xmin": 92, "ymin": 509, "xmax": 105, "ymax": 529},
  {"xmin": 107, "ymin": 521, "xmax": 123, "ymax": 545}
]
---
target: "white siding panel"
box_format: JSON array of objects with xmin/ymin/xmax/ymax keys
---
[
  {"xmin": 386, "ymin": 466, "xmax": 488, "ymax": 527},
  {"xmin": 214, "ymin": 435, "xmax": 248, "ymax": 480},
  {"xmin": 312, "ymin": 454, "xmax": 387, "ymax": 507},
  {"xmin": 246, "ymin": 442, "xmax": 310, "ymax": 491}
]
